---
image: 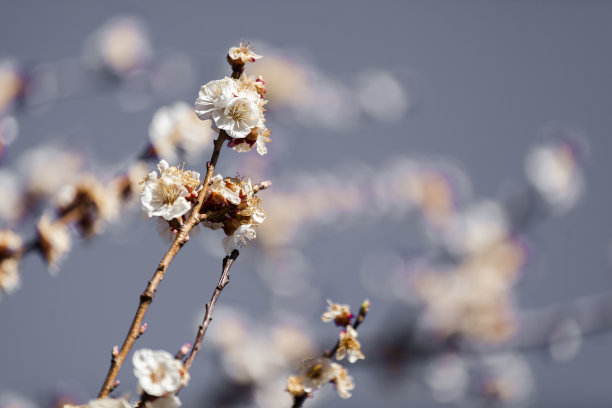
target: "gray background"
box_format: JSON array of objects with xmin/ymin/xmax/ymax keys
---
[{"xmin": 1, "ymin": 1, "xmax": 612, "ymax": 407}]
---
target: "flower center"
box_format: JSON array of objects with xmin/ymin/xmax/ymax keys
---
[
  {"xmin": 149, "ymin": 366, "xmax": 165, "ymax": 384},
  {"xmin": 161, "ymin": 181, "xmax": 182, "ymax": 205},
  {"xmin": 227, "ymin": 99, "xmax": 252, "ymax": 122}
]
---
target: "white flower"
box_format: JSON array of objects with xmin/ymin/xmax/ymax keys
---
[
  {"xmin": 133, "ymin": 348, "xmax": 187, "ymax": 397},
  {"xmin": 222, "ymin": 224, "xmax": 256, "ymax": 254},
  {"xmin": 194, "ymin": 77, "xmax": 237, "ymax": 121},
  {"xmin": 195, "ymin": 77, "xmax": 263, "ymax": 139},
  {"xmin": 212, "ymin": 96, "xmax": 260, "ymax": 139},
  {"xmin": 297, "ymin": 357, "xmax": 336, "ymax": 392},
  {"xmin": 227, "ymin": 42, "xmax": 262, "ymax": 65},
  {"xmin": 147, "ymin": 395, "xmax": 181, "ymax": 408},
  {"xmin": 525, "ymin": 141, "xmax": 582, "ymax": 213},
  {"xmin": 321, "ymin": 300, "xmax": 353, "ymax": 326},
  {"xmin": 141, "ymin": 160, "xmax": 200, "ymax": 221}
]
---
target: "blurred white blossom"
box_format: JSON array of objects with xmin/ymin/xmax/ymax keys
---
[
  {"xmin": 149, "ymin": 102, "xmax": 214, "ymax": 163},
  {"xmin": 525, "ymin": 139, "xmax": 583, "ymax": 213},
  {"xmin": 133, "ymin": 348, "xmax": 188, "ymax": 397},
  {"xmin": 84, "ymin": 16, "xmax": 152, "ymax": 76}
]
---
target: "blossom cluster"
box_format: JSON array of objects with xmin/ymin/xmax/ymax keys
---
[
  {"xmin": 202, "ymin": 175, "xmax": 266, "ymax": 254},
  {"xmin": 285, "ymin": 299, "xmax": 369, "ymax": 401},
  {"xmin": 195, "ymin": 70, "xmax": 270, "ymax": 155},
  {"xmin": 207, "ymin": 307, "xmax": 315, "ymax": 407}
]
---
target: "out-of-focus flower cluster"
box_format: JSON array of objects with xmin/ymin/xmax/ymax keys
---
[
  {"xmin": 286, "ymin": 300, "xmax": 369, "ymax": 402},
  {"xmin": 0, "ymin": 143, "xmax": 150, "ymax": 297},
  {"xmin": 139, "ymin": 160, "xmax": 268, "ymax": 254},
  {"xmin": 206, "ymin": 307, "xmax": 316, "ymax": 408},
  {"xmin": 245, "ymin": 45, "xmax": 419, "ymax": 131}
]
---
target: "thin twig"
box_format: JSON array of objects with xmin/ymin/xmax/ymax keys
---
[
  {"xmin": 97, "ymin": 131, "xmax": 228, "ymax": 398},
  {"xmin": 133, "ymin": 250, "xmax": 239, "ymax": 407},
  {"xmin": 183, "ymin": 249, "xmax": 240, "ymax": 373}
]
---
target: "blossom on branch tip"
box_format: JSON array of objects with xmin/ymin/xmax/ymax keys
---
[
  {"xmin": 227, "ymin": 42, "xmax": 262, "ymax": 65},
  {"xmin": 321, "ymin": 299, "xmax": 354, "ymax": 327},
  {"xmin": 133, "ymin": 348, "xmax": 189, "ymax": 397},
  {"xmin": 140, "ymin": 160, "xmax": 200, "ymax": 221},
  {"xmin": 336, "ymin": 326, "xmax": 365, "ymax": 363}
]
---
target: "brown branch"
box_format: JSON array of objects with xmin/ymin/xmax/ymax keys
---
[
  {"xmin": 183, "ymin": 249, "xmax": 239, "ymax": 373},
  {"xmin": 97, "ymin": 131, "xmax": 228, "ymax": 398}
]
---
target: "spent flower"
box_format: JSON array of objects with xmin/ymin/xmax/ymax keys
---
[{"xmin": 227, "ymin": 42, "xmax": 262, "ymax": 65}]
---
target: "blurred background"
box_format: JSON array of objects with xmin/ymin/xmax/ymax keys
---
[{"xmin": 1, "ymin": 1, "xmax": 612, "ymax": 407}]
